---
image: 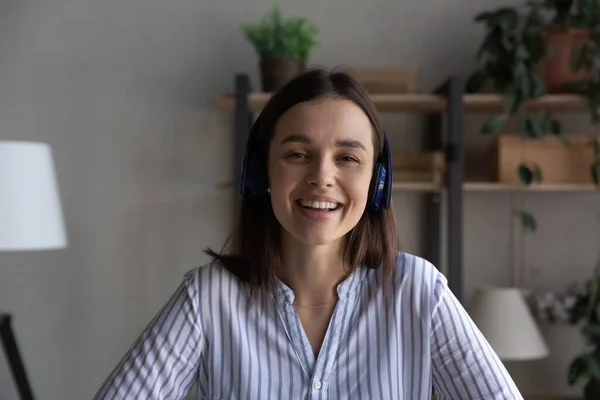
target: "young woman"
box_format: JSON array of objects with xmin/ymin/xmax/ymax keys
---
[{"xmin": 93, "ymin": 69, "xmax": 522, "ymax": 399}]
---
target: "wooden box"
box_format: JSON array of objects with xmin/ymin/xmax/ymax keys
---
[
  {"xmin": 391, "ymin": 151, "xmax": 446, "ymax": 184},
  {"xmin": 343, "ymin": 66, "xmax": 418, "ymax": 93},
  {"xmin": 496, "ymin": 134, "xmax": 599, "ymax": 184}
]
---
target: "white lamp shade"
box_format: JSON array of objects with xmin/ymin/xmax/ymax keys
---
[
  {"xmin": 0, "ymin": 140, "xmax": 67, "ymax": 251},
  {"xmin": 467, "ymin": 287, "xmax": 549, "ymax": 361}
]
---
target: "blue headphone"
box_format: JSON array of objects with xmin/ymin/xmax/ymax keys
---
[{"xmin": 240, "ymin": 120, "xmax": 393, "ymax": 211}]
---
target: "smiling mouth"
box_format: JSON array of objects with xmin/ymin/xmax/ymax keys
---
[{"xmin": 296, "ymin": 199, "xmax": 342, "ymax": 211}]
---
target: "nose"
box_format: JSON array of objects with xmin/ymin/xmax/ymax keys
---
[{"xmin": 306, "ymin": 158, "xmax": 335, "ymax": 188}]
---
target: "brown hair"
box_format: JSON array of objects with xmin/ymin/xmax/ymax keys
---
[{"xmin": 205, "ymin": 68, "xmax": 400, "ymax": 297}]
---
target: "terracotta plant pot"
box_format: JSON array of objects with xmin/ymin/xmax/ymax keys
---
[
  {"xmin": 541, "ymin": 28, "xmax": 591, "ymax": 93},
  {"xmin": 259, "ymin": 57, "xmax": 306, "ymax": 92}
]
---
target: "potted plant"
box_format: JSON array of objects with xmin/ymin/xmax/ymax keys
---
[
  {"xmin": 528, "ymin": 270, "xmax": 600, "ymax": 399},
  {"xmin": 241, "ymin": 3, "xmax": 318, "ymax": 92},
  {"xmin": 565, "ymin": 275, "xmax": 600, "ymax": 399},
  {"xmin": 467, "ymin": 4, "xmax": 560, "ymax": 140},
  {"xmin": 538, "ymin": 0, "xmax": 597, "ymax": 93}
]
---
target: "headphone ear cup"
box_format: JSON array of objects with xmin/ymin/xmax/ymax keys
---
[
  {"xmin": 368, "ymin": 163, "xmax": 386, "ymax": 210},
  {"xmin": 243, "ymin": 153, "xmax": 267, "ymax": 197}
]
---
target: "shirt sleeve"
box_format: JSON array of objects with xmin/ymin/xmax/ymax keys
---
[
  {"xmin": 93, "ymin": 270, "xmax": 204, "ymax": 400},
  {"xmin": 429, "ymin": 275, "xmax": 523, "ymax": 400}
]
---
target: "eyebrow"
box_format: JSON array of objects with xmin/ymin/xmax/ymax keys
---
[{"xmin": 281, "ymin": 134, "xmax": 367, "ymax": 151}]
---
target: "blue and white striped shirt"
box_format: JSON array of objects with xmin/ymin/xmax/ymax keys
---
[{"xmin": 93, "ymin": 252, "xmax": 523, "ymax": 399}]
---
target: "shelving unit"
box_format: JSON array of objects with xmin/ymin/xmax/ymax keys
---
[
  {"xmin": 217, "ymin": 92, "xmax": 589, "ymax": 113},
  {"xmin": 217, "ymin": 74, "xmax": 599, "ymax": 303}
]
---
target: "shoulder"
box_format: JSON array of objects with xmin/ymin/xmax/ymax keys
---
[
  {"xmin": 392, "ymin": 251, "xmax": 447, "ymax": 287},
  {"xmin": 388, "ymin": 251, "xmax": 449, "ymax": 317},
  {"xmin": 183, "ymin": 259, "xmax": 245, "ymax": 295}
]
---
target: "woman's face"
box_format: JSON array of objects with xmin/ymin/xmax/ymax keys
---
[{"xmin": 267, "ymin": 97, "xmax": 376, "ymax": 248}]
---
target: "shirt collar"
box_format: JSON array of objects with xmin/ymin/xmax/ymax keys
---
[{"xmin": 271, "ymin": 265, "xmax": 368, "ymax": 305}]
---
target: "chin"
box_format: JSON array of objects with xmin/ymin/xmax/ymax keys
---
[{"xmin": 291, "ymin": 229, "xmax": 347, "ymax": 247}]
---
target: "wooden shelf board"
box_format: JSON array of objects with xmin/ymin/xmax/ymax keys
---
[
  {"xmin": 463, "ymin": 94, "xmax": 589, "ymax": 113},
  {"xmin": 217, "ymin": 92, "xmax": 590, "ymax": 113},
  {"xmin": 464, "ymin": 182, "xmax": 598, "ymax": 192},
  {"xmin": 392, "ymin": 181, "xmax": 599, "ymax": 193}
]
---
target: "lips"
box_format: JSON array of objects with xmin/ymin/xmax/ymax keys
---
[
  {"xmin": 293, "ymin": 197, "xmax": 344, "ymax": 221},
  {"xmin": 297, "ymin": 199, "xmax": 341, "ymax": 211}
]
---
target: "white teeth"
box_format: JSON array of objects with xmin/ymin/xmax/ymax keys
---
[{"xmin": 299, "ymin": 200, "xmax": 339, "ymax": 210}]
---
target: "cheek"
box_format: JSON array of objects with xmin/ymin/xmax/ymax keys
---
[
  {"xmin": 348, "ymin": 167, "xmax": 373, "ymax": 196},
  {"xmin": 268, "ymin": 162, "xmax": 296, "ymax": 216},
  {"xmin": 354, "ymin": 173, "xmax": 373, "ymax": 206},
  {"xmin": 269, "ymin": 162, "xmax": 292, "ymax": 195}
]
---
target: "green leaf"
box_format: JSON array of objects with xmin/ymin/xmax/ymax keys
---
[
  {"xmin": 508, "ymin": 93, "xmax": 522, "ymax": 114},
  {"xmin": 477, "ymin": 26, "xmax": 503, "ymax": 59},
  {"xmin": 482, "ymin": 115, "xmax": 507, "ymax": 134},
  {"xmin": 569, "ymin": 356, "xmax": 586, "ymax": 386},
  {"xmin": 584, "ymin": 353, "xmax": 600, "ymax": 380},
  {"xmin": 478, "ymin": 7, "xmax": 519, "ymax": 29},
  {"xmin": 516, "ymin": 43, "xmax": 530, "ymax": 61},
  {"xmin": 474, "ymin": 11, "xmax": 494, "ymax": 23},
  {"xmin": 519, "ymin": 210, "xmax": 537, "ymax": 233},
  {"xmin": 584, "ymin": 323, "xmax": 600, "ymax": 337},
  {"xmin": 527, "ymin": 30, "xmax": 547, "ymax": 63},
  {"xmin": 530, "ymin": 73, "xmax": 546, "ymax": 97},
  {"xmin": 574, "ymin": 368, "xmax": 592, "ymax": 388},
  {"xmin": 495, "ymin": 8, "xmax": 519, "ymax": 30},
  {"xmin": 592, "ymin": 161, "xmax": 600, "ymax": 185},
  {"xmin": 518, "ymin": 164, "xmax": 534, "ymax": 185},
  {"xmin": 519, "ymin": 115, "xmax": 543, "ymax": 138},
  {"xmin": 571, "ymin": 42, "xmax": 589, "ymax": 73},
  {"xmin": 514, "ymin": 62, "xmax": 528, "ymax": 87}
]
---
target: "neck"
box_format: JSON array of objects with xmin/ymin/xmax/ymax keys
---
[{"xmin": 277, "ymin": 234, "xmax": 348, "ymax": 306}]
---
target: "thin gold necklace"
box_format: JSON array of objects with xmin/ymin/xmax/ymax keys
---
[{"xmin": 292, "ymin": 296, "xmax": 338, "ymax": 309}]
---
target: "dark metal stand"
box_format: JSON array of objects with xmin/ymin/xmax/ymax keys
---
[
  {"xmin": 423, "ymin": 83, "xmax": 446, "ymax": 272},
  {"xmin": 0, "ymin": 314, "xmax": 35, "ymax": 400},
  {"xmin": 445, "ymin": 77, "xmax": 465, "ymax": 303}
]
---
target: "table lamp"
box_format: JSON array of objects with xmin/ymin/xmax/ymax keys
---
[
  {"xmin": 0, "ymin": 140, "xmax": 67, "ymax": 400},
  {"xmin": 467, "ymin": 287, "xmax": 549, "ymax": 361}
]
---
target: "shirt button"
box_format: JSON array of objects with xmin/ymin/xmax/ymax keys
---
[{"xmin": 313, "ymin": 380, "xmax": 322, "ymax": 390}]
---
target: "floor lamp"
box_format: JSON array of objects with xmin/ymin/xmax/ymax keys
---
[{"xmin": 0, "ymin": 140, "xmax": 67, "ymax": 400}]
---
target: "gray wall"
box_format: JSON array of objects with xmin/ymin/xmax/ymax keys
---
[{"xmin": 0, "ymin": 0, "xmax": 598, "ymax": 398}]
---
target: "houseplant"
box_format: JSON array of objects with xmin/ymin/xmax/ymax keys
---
[
  {"xmin": 241, "ymin": 3, "xmax": 318, "ymax": 92},
  {"xmin": 528, "ymin": 266, "xmax": 600, "ymax": 399},
  {"xmin": 538, "ymin": 0, "xmax": 595, "ymax": 93},
  {"xmin": 468, "ymin": 1, "xmax": 600, "ymax": 231}
]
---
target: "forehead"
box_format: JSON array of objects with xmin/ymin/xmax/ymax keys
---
[{"xmin": 272, "ymin": 98, "xmax": 375, "ymax": 149}]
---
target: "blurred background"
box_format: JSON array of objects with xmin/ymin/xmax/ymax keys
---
[{"xmin": 0, "ymin": 0, "xmax": 599, "ymax": 399}]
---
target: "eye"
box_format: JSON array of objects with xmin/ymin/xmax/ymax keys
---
[
  {"xmin": 286, "ymin": 152, "xmax": 308, "ymax": 160},
  {"xmin": 339, "ymin": 155, "xmax": 360, "ymax": 163}
]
